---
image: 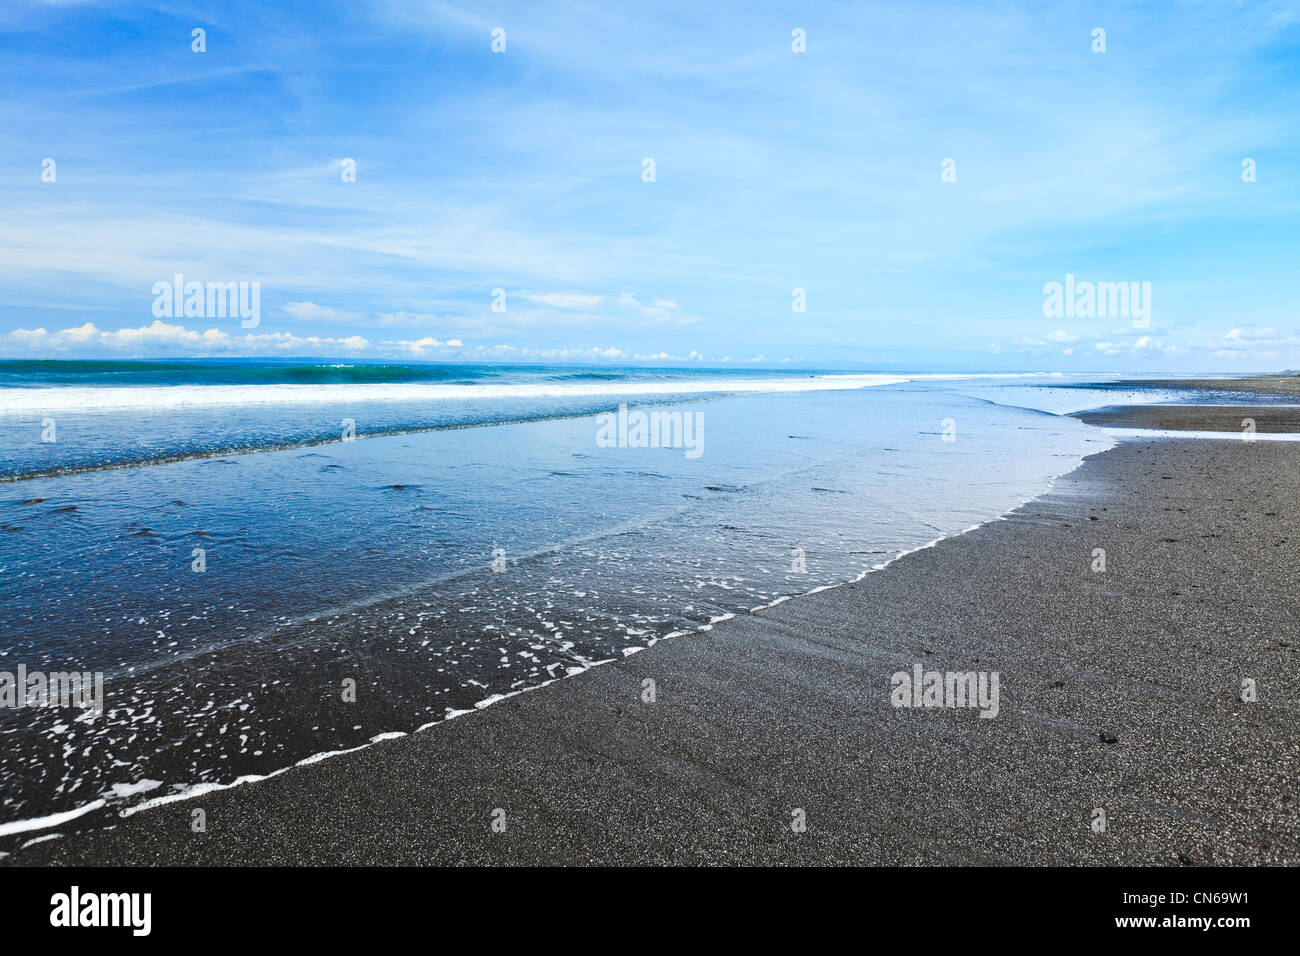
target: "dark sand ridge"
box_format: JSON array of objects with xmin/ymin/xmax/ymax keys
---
[
  {"xmin": 6, "ymin": 435, "xmax": 1297, "ymax": 865},
  {"xmin": 1122, "ymin": 375, "xmax": 1300, "ymax": 399},
  {"xmin": 1075, "ymin": 405, "xmax": 1300, "ymax": 433}
]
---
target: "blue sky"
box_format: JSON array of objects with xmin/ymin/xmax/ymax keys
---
[{"xmin": 1, "ymin": 0, "xmax": 1298, "ymax": 370}]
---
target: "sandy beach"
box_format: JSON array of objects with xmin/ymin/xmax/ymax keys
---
[
  {"xmin": 6, "ymin": 420, "xmax": 1297, "ymax": 866},
  {"xmin": 1076, "ymin": 405, "xmax": 1300, "ymax": 432},
  {"xmin": 1121, "ymin": 376, "xmax": 1300, "ymax": 399}
]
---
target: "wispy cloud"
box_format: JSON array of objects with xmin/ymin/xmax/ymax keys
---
[
  {"xmin": 282, "ymin": 301, "xmax": 363, "ymax": 322},
  {"xmin": 8, "ymin": 320, "xmax": 370, "ymax": 354},
  {"xmin": 1, "ymin": 0, "xmax": 1298, "ymax": 368}
]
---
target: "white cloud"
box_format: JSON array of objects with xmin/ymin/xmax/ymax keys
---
[
  {"xmin": 282, "ymin": 301, "xmax": 363, "ymax": 322},
  {"xmin": 6, "ymin": 321, "xmax": 370, "ymax": 355},
  {"xmin": 615, "ymin": 292, "xmax": 697, "ymax": 324},
  {"xmin": 517, "ymin": 292, "xmax": 606, "ymax": 310},
  {"xmin": 1208, "ymin": 326, "xmax": 1300, "ymax": 358},
  {"xmin": 6, "ymin": 319, "xmax": 737, "ymax": 365},
  {"xmin": 382, "ymin": 336, "xmax": 466, "ymax": 354},
  {"xmin": 1222, "ymin": 326, "xmax": 1299, "ymax": 346},
  {"xmin": 1092, "ymin": 336, "xmax": 1181, "ymax": 356}
]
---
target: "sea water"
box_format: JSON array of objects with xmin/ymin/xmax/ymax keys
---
[{"xmin": 0, "ymin": 362, "xmax": 1158, "ymax": 829}]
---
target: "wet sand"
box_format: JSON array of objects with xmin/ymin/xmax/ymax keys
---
[
  {"xmin": 1075, "ymin": 404, "xmax": 1300, "ymax": 432},
  {"xmin": 6, "ymin": 432, "xmax": 1297, "ymax": 866},
  {"xmin": 1121, "ymin": 375, "xmax": 1300, "ymax": 399}
]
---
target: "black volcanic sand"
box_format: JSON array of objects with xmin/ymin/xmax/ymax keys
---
[
  {"xmin": 1075, "ymin": 404, "xmax": 1300, "ymax": 433},
  {"xmin": 5, "ymin": 438, "xmax": 1298, "ymax": 865},
  {"xmin": 1122, "ymin": 375, "xmax": 1300, "ymax": 399}
]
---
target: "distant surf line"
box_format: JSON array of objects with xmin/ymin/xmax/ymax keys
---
[{"xmin": 0, "ymin": 374, "xmax": 912, "ymax": 413}]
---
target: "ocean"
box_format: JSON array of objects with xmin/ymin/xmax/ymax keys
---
[{"xmin": 0, "ymin": 361, "xmax": 1174, "ymax": 833}]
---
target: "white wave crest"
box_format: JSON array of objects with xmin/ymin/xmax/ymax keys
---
[{"xmin": 0, "ymin": 374, "xmax": 912, "ymax": 412}]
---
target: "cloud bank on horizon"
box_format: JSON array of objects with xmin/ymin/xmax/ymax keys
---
[{"xmin": 1, "ymin": 0, "xmax": 1297, "ymax": 370}]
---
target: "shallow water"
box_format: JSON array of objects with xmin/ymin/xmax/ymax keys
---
[{"xmin": 0, "ymin": 365, "xmax": 1150, "ymax": 827}]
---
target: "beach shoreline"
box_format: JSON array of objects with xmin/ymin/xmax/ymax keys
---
[
  {"xmin": 6, "ymin": 422, "xmax": 1297, "ymax": 866},
  {"xmin": 1074, "ymin": 404, "xmax": 1300, "ymax": 432},
  {"xmin": 0, "ymin": 377, "xmax": 1106, "ymax": 831},
  {"xmin": 1119, "ymin": 375, "xmax": 1300, "ymax": 399}
]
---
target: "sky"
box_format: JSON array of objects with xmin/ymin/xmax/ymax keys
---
[{"xmin": 0, "ymin": 0, "xmax": 1298, "ymax": 371}]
